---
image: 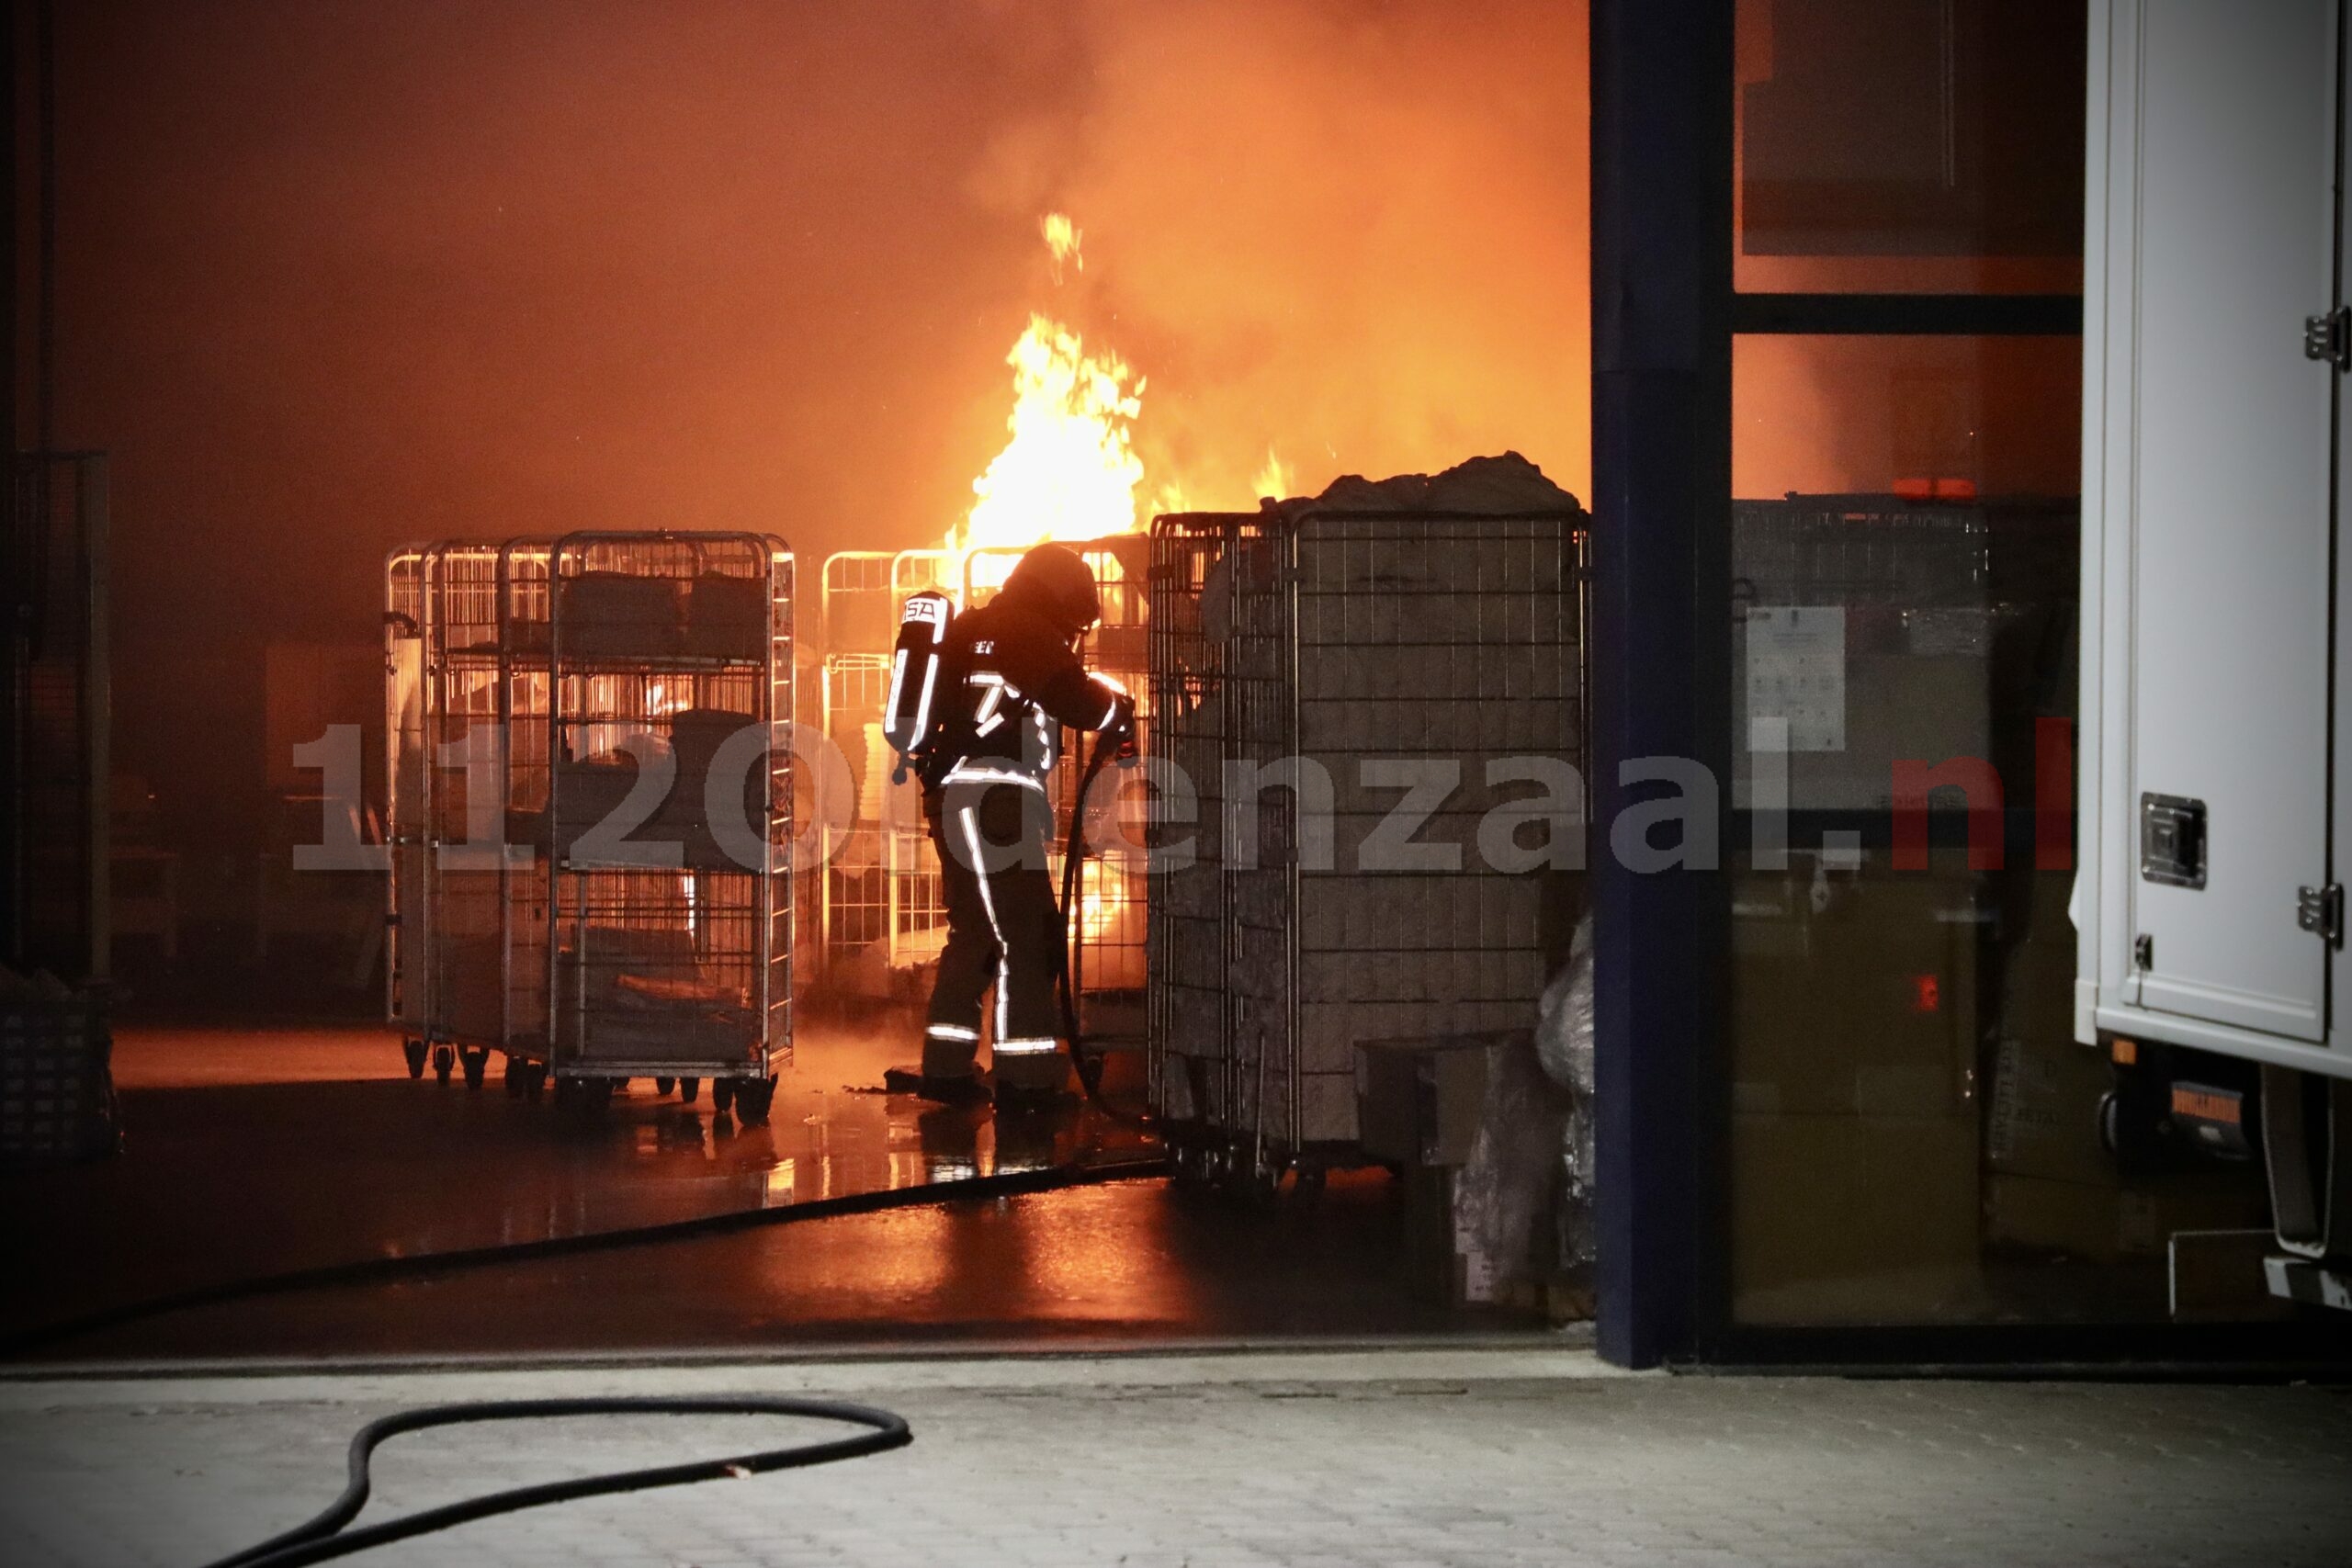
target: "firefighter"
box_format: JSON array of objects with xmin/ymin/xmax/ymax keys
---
[{"xmin": 916, "ymin": 542, "xmax": 1136, "ymax": 1109}]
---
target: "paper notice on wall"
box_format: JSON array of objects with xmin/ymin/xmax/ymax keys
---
[
  {"xmin": 1745, "ymin": 606, "xmax": 1845, "ymax": 752},
  {"xmin": 1453, "ymin": 1191, "xmax": 1498, "ymax": 1304}
]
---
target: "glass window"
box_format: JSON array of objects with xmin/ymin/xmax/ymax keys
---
[
  {"xmin": 1735, "ymin": 0, "xmax": 2086, "ymax": 294},
  {"xmin": 1725, "ymin": 334, "xmax": 2272, "ymax": 1326},
  {"xmin": 1730, "ymin": 335, "xmax": 2078, "ymax": 816}
]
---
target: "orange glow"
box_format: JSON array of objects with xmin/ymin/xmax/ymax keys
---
[
  {"xmin": 84, "ymin": 7, "xmax": 1589, "ymax": 858},
  {"xmin": 1076, "ymin": 855, "xmax": 1135, "ymax": 944}
]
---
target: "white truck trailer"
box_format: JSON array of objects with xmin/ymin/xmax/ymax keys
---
[{"xmin": 2080, "ymin": 0, "xmax": 2352, "ymax": 1311}]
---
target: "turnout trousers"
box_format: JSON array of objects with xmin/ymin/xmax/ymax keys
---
[{"xmin": 922, "ymin": 778, "xmax": 1069, "ymax": 1092}]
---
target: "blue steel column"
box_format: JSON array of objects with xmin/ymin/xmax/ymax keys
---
[{"xmin": 1589, "ymin": 0, "xmax": 1735, "ymax": 1368}]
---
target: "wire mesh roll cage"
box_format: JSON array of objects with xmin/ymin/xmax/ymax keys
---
[
  {"xmin": 1054, "ymin": 540, "xmax": 1154, "ymax": 1046},
  {"xmin": 813, "ymin": 550, "xmax": 949, "ymax": 986},
  {"xmin": 544, "ymin": 531, "xmax": 795, "ymax": 1082},
  {"xmin": 384, "ymin": 547, "xmax": 427, "ymax": 1035},
  {"xmin": 386, "ymin": 534, "xmax": 795, "ymax": 1092},
  {"xmin": 1146, "ymin": 507, "xmax": 1592, "ymax": 1184},
  {"xmin": 383, "ymin": 540, "xmax": 557, "ymax": 1076},
  {"xmin": 1145, "ymin": 512, "xmax": 1278, "ymax": 1168},
  {"xmin": 1729, "ymin": 493, "xmax": 2078, "ymax": 611},
  {"xmin": 874, "ymin": 551, "xmax": 964, "ymax": 980},
  {"xmin": 491, "ymin": 542, "xmax": 554, "ymax": 1063},
  {"xmin": 814, "ymin": 552, "xmax": 888, "ymax": 985}
]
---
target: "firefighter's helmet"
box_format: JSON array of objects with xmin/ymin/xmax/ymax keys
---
[{"xmin": 1002, "ymin": 542, "xmax": 1102, "ymax": 638}]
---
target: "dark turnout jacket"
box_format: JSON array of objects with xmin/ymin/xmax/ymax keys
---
[{"xmin": 925, "ymin": 585, "xmax": 1127, "ymax": 790}]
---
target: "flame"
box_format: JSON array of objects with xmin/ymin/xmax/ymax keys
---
[
  {"xmin": 946, "ymin": 214, "xmax": 1288, "ymax": 562},
  {"xmin": 950, "ymin": 312, "xmax": 1146, "ymax": 556},
  {"xmin": 1251, "ymin": 446, "xmax": 1292, "ymax": 502},
  {"xmin": 1040, "ymin": 212, "xmax": 1082, "ymax": 281},
  {"xmin": 1077, "ymin": 855, "xmax": 1136, "ymax": 944}
]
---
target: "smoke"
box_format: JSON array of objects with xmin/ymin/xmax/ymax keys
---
[
  {"xmin": 963, "ymin": 0, "xmax": 1590, "ymax": 509},
  {"xmin": 51, "ymin": 0, "xmax": 1587, "ymax": 852}
]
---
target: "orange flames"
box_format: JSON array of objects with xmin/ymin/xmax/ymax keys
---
[
  {"xmin": 1250, "ymin": 446, "xmax": 1291, "ymax": 503},
  {"xmin": 951, "ymin": 311, "xmax": 1147, "ymax": 556},
  {"xmin": 949, "ymin": 212, "xmax": 1263, "ymax": 560}
]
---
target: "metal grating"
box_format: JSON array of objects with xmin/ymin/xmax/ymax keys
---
[
  {"xmin": 1148, "ymin": 507, "xmax": 1589, "ymax": 1169},
  {"xmin": 820, "ymin": 551, "xmax": 897, "ymax": 658},
  {"xmin": 546, "ymin": 531, "xmax": 796, "ymax": 1078},
  {"xmin": 386, "ymin": 533, "xmax": 795, "ymax": 1082},
  {"xmin": 384, "ymin": 548, "xmax": 427, "ymax": 1032},
  {"xmin": 395, "ymin": 541, "xmax": 560, "ymax": 1062}
]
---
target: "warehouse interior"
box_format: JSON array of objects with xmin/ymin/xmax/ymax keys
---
[{"xmin": 6, "ymin": 0, "xmax": 2351, "ymax": 1383}]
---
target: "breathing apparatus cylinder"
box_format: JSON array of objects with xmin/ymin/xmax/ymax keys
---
[{"xmin": 883, "ymin": 590, "xmax": 954, "ymax": 784}]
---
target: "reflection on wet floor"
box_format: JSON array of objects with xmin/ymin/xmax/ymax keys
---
[
  {"xmin": 5, "ymin": 1024, "xmax": 1152, "ymax": 1279},
  {"xmin": 0, "ymin": 1020, "xmax": 1492, "ymax": 1359},
  {"xmin": 31, "ymin": 1171, "xmax": 1479, "ymax": 1361}
]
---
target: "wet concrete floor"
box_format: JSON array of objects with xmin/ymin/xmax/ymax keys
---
[{"xmin": 2, "ymin": 1021, "xmax": 1497, "ymax": 1361}]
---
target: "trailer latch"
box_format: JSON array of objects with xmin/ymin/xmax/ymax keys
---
[
  {"xmin": 2307, "ymin": 308, "xmax": 2351, "ymax": 370},
  {"xmin": 2139, "ymin": 793, "xmax": 2206, "ymax": 888},
  {"xmin": 2297, "ymin": 884, "xmax": 2342, "ymax": 946}
]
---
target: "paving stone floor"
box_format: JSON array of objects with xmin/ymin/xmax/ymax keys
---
[{"xmin": 3, "ymin": 1347, "xmax": 2347, "ymax": 1567}]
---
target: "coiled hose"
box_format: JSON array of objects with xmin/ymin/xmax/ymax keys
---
[
  {"xmin": 200, "ymin": 1395, "xmax": 911, "ymax": 1568},
  {"xmin": 29, "ymin": 739, "xmax": 1148, "ymax": 1563},
  {"xmin": 11, "ymin": 1165, "xmax": 1158, "ymax": 1562}
]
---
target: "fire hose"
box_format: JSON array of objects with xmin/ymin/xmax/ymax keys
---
[
  {"xmin": 1059, "ymin": 727, "xmax": 1152, "ymax": 1127},
  {"xmin": 13, "ymin": 729, "xmax": 1148, "ymax": 1563},
  {"xmin": 198, "ymin": 1396, "xmax": 911, "ymax": 1568},
  {"xmin": 1, "ymin": 734, "xmax": 1161, "ymax": 1364},
  {"xmin": 0, "ymin": 1156, "xmax": 1163, "ymax": 1360},
  {"xmin": 6, "ymin": 1162, "xmax": 1169, "ymax": 1563}
]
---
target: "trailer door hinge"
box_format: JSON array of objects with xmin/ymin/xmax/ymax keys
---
[
  {"xmin": 2308, "ymin": 308, "xmax": 2352, "ymax": 370},
  {"xmin": 2297, "ymin": 883, "xmax": 2343, "ymax": 946}
]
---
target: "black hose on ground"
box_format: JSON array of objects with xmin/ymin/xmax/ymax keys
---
[
  {"xmin": 198, "ymin": 1395, "xmax": 912, "ymax": 1568},
  {"xmin": 29, "ymin": 738, "xmax": 1151, "ymax": 1566},
  {"xmin": 0, "ymin": 1156, "xmax": 1164, "ymax": 1359},
  {"xmin": 58, "ymin": 736, "xmax": 1159, "ymax": 1564},
  {"xmin": 10, "ymin": 745, "xmax": 1170, "ymax": 1361}
]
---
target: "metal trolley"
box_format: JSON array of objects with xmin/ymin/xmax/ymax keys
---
[
  {"xmin": 543, "ymin": 532, "xmax": 796, "ymax": 1122},
  {"xmin": 384, "ymin": 540, "xmax": 556, "ymax": 1091},
  {"xmin": 814, "ymin": 548, "xmax": 954, "ymax": 992},
  {"xmin": 813, "ymin": 551, "xmax": 888, "ymax": 989},
  {"xmin": 385, "ymin": 547, "xmax": 429, "ymax": 1060},
  {"xmin": 1146, "ymin": 507, "xmax": 1590, "ymax": 1197},
  {"xmin": 1727, "ymin": 493, "xmax": 2077, "ymax": 812}
]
